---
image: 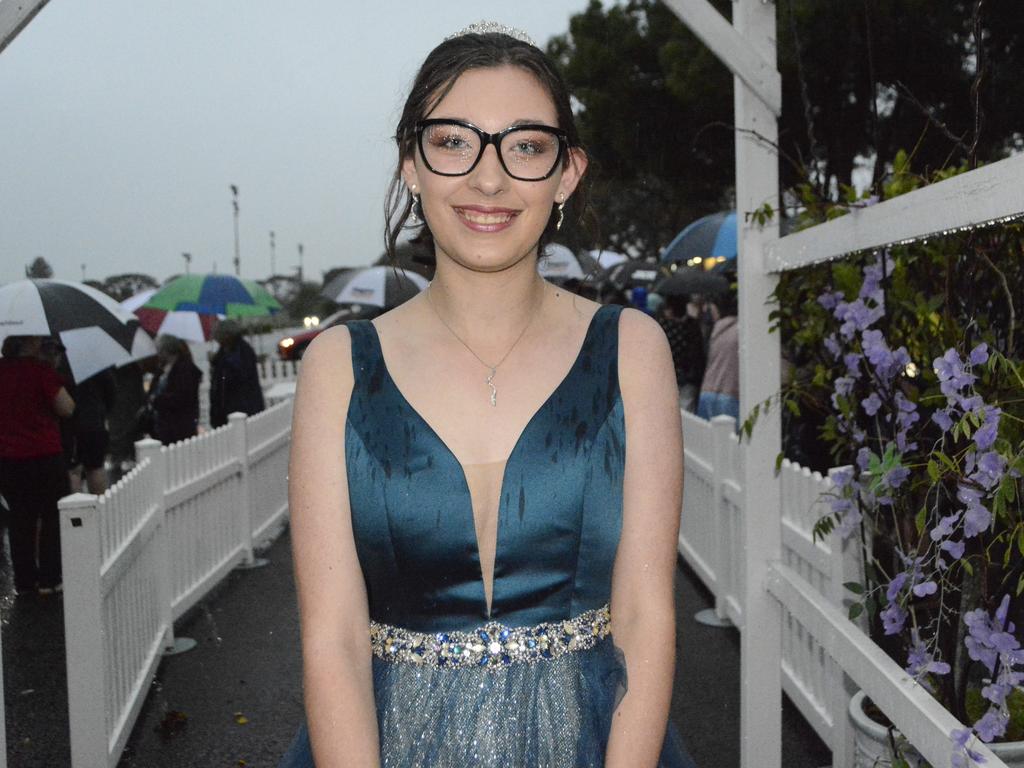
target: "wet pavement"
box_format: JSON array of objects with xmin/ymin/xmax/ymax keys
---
[{"xmin": 2, "ymin": 527, "xmax": 830, "ymax": 768}]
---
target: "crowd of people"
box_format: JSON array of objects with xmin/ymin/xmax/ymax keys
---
[{"xmin": 0, "ymin": 322, "xmax": 265, "ymax": 597}]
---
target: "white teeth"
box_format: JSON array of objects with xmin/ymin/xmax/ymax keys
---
[{"xmin": 459, "ymin": 210, "xmax": 514, "ymax": 225}]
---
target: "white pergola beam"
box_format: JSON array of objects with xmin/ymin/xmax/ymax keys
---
[
  {"xmin": 661, "ymin": 0, "xmax": 782, "ymax": 116},
  {"xmin": 765, "ymin": 152, "xmax": 1024, "ymax": 273},
  {"xmin": 0, "ymin": 0, "xmax": 51, "ymax": 55},
  {"xmin": 767, "ymin": 564, "xmax": 1002, "ymax": 768}
]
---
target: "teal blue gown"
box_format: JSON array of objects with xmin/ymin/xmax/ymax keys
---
[{"xmin": 280, "ymin": 304, "xmax": 695, "ymax": 767}]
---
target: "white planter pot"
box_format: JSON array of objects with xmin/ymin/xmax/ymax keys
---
[{"xmin": 850, "ymin": 691, "xmax": 1024, "ymax": 768}]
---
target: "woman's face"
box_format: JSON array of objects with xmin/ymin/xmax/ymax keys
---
[{"xmin": 403, "ymin": 65, "xmax": 586, "ymax": 274}]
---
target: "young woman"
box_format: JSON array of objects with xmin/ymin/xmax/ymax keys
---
[{"xmin": 282, "ymin": 24, "xmax": 692, "ymax": 768}]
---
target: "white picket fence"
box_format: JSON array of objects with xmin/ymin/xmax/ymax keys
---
[
  {"xmin": 58, "ymin": 399, "xmax": 293, "ymax": 768},
  {"xmin": 679, "ymin": 411, "xmax": 862, "ymax": 765}
]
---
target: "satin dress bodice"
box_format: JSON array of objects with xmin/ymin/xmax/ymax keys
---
[{"xmin": 344, "ymin": 304, "xmax": 625, "ymax": 633}]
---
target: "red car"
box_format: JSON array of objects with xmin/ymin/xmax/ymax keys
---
[{"xmin": 277, "ymin": 305, "xmax": 380, "ymax": 360}]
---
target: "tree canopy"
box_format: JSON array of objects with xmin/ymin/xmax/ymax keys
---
[
  {"xmin": 548, "ymin": 0, "xmax": 1023, "ymax": 254},
  {"xmin": 25, "ymin": 256, "xmax": 54, "ymax": 278}
]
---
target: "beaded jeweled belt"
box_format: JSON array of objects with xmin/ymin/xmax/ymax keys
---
[{"xmin": 369, "ymin": 604, "xmax": 611, "ymax": 670}]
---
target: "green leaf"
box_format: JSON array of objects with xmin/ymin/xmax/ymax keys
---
[
  {"xmin": 774, "ymin": 452, "xmax": 785, "ymax": 475},
  {"xmin": 915, "ymin": 506, "xmax": 928, "ymax": 536},
  {"xmin": 927, "ymin": 459, "xmax": 940, "ymax": 482},
  {"xmin": 1017, "ymin": 574, "xmax": 1024, "ymax": 598},
  {"xmin": 848, "ymin": 603, "xmax": 864, "ymax": 621},
  {"xmin": 843, "ymin": 581, "xmax": 865, "ymax": 595},
  {"xmin": 963, "ymin": 560, "xmax": 974, "ymax": 577}
]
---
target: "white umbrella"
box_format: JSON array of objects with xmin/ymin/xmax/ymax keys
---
[
  {"xmin": 537, "ymin": 243, "xmax": 604, "ymax": 281},
  {"xmin": 0, "ymin": 279, "xmax": 156, "ymax": 382},
  {"xmin": 588, "ymin": 249, "xmax": 628, "ymax": 269},
  {"xmin": 324, "ymin": 266, "xmax": 428, "ymax": 309},
  {"xmin": 120, "ymin": 288, "xmax": 157, "ymax": 313}
]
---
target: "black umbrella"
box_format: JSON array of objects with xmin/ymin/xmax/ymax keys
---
[
  {"xmin": 0, "ymin": 279, "xmax": 156, "ymax": 382},
  {"xmin": 606, "ymin": 260, "xmax": 668, "ymax": 290},
  {"xmin": 653, "ymin": 268, "xmax": 730, "ymax": 297},
  {"xmin": 320, "ymin": 266, "xmax": 428, "ymax": 309}
]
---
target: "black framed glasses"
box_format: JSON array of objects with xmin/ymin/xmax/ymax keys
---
[{"xmin": 415, "ymin": 119, "xmax": 568, "ymax": 181}]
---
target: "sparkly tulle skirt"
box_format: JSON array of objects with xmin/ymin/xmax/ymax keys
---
[{"xmin": 278, "ymin": 636, "xmax": 694, "ymax": 767}]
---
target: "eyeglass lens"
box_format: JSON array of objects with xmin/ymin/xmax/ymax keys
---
[{"xmin": 420, "ymin": 122, "xmax": 562, "ymax": 180}]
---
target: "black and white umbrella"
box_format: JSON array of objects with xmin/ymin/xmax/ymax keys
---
[
  {"xmin": 0, "ymin": 279, "xmax": 156, "ymax": 382},
  {"xmin": 537, "ymin": 243, "xmax": 604, "ymax": 282},
  {"xmin": 321, "ymin": 266, "xmax": 428, "ymax": 309},
  {"xmin": 606, "ymin": 260, "xmax": 669, "ymax": 290}
]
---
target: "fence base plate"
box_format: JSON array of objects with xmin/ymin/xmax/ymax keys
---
[
  {"xmin": 694, "ymin": 608, "xmax": 733, "ymax": 628},
  {"xmin": 236, "ymin": 557, "xmax": 270, "ymax": 570},
  {"xmin": 163, "ymin": 637, "xmax": 198, "ymax": 656}
]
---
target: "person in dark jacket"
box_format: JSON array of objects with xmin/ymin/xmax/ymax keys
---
[
  {"xmin": 209, "ymin": 320, "xmax": 265, "ymax": 428},
  {"xmin": 656, "ymin": 294, "xmax": 706, "ymax": 412},
  {"xmin": 150, "ymin": 336, "xmax": 202, "ymax": 445},
  {"xmin": 70, "ymin": 367, "xmax": 117, "ymax": 493}
]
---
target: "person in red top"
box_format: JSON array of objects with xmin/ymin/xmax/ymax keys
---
[{"xmin": 0, "ymin": 335, "xmax": 75, "ymax": 594}]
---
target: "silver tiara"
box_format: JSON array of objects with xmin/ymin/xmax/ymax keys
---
[{"xmin": 445, "ymin": 21, "xmax": 537, "ymax": 48}]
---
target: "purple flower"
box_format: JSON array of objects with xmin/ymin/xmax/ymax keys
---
[
  {"xmin": 930, "ymin": 512, "xmax": 961, "ymax": 541},
  {"xmin": 974, "ymin": 708, "xmax": 1008, "ymax": 743},
  {"xmin": 963, "ymin": 502, "xmax": 993, "ymax": 539},
  {"xmin": 971, "ymin": 451, "xmax": 1007, "ymax": 490},
  {"xmin": 836, "ymin": 299, "xmax": 884, "ymax": 339},
  {"xmin": 941, "ymin": 539, "xmax": 966, "ymax": 559},
  {"xmin": 881, "ymin": 601, "xmax": 908, "ymax": 635},
  {"xmin": 834, "ymin": 376, "xmax": 855, "ymax": 397},
  {"xmin": 933, "ymin": 408, "xmax": 955, "ymax": 432},
  {"xmin": 973, "ymin": 408, "xmax": 1001, "ymax": 451},
  {"xmin": 982, "ymin": 681, "xmax": 1011, "ymax": 706},
  {"xmin": 886, "ymin": 572, "xmax": 909, "ymax": 601},
  {"xmin": 950, "ymin": 728, "xmax": 987, "ymax": 767},
  {"xmin": 906, "ymin": 631, "xmax": 950, "ymax": 680},
  {"xmin": 913, "ymin": 580, "xmax": 938, "ymax": 598},
  {"xmin": 831, "ymin": 467, "xmax": 854, "ymax": 489},
  {"xmin": 862, "ymin": 392, "xmax": 883, "ymax": 416},
  {"xmin": 843, "ymin": 353, "xmax": 862, "ymax": 377},
  {"xmin": 884, "ymin": 465, "xmax": 911, "ymax": 489},
  {"xmin": 818, "ymin": 291, "xmax": 844, "ymax": 311},
  {"xmin": 824, "ymin": 333, "xmax": 842, "ymax": 359},
  {"xmin": 969, "ymin": 343, "xmax": 990, "ymax": 366},
  {"xmin": 856, "ymin": 447, "xmax": 872, "ymax": 472},
  {"xmin": 934, "ymin": 349, "xmax": 976, "ymax": 400}
]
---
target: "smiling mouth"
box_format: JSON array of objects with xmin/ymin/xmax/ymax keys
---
[{"xmin": 454, "ymin": 208, "xmax": 518, "ymax": 225}]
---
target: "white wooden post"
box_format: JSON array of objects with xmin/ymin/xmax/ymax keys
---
[
  {"xmin": 230, "ymin": 412, "xmax": 268, "ymax": 569},
  {"xmin": 135, "ymin": 438, "xmax": 196, "ymax": 655},
  {"xmin": 59, "ymin": 492, "xmax": 108, "ymax": 767},
  {"xmin": 734, "ymin": 1, "xmax": 783, "ymax": 766},
  {"xmin": 695, "ymin": 415, "xmax": 737, "ymax": 627},
  {"xmin": 826, "ymin": 468, "xmax": 857, "ymax": 768}
]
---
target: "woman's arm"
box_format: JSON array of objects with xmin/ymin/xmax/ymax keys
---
[
  {"xmin": 606, "ymin": 309, "xmax": 683, "ymax": 768},
  {"xmin": 289, "ymin": 327, "xmax": 381, "ymax": 767}
]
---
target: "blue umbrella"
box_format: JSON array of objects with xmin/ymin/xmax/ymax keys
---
[{"xmin": 660, "ymin": 211, "xmax": 736, "ymax": 267}]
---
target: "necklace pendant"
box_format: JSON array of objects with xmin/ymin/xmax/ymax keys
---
[{"xmin": 486, "ymin": 368, "xmax": 497, "ymax": 407}]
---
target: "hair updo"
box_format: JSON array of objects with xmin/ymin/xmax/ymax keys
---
[{"xmin": 383, "ymin": 32, "xmax": 588, "ymax": 263}]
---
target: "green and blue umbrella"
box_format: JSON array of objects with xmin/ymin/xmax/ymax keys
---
[{"xmin": 136, "ymin": 274, "xmax": 281, "ymax": 340}]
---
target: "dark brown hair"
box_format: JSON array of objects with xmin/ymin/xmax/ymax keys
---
[{"xmin": 383, "ymin": 32, "xmax": 589, "ymax": 262}]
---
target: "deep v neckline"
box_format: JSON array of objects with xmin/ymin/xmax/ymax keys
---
[{"xmin": 365, "ymin": 305, "xmax": 607, "ymax": 617}]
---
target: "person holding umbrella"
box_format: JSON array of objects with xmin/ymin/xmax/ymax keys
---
[
  {"xmin": 209, "ymin": 320, "xmax": 265, "ymax": 428},
  {"xmin": 0, "ymin": 335, "xmax": 75, "ymax": 595}
]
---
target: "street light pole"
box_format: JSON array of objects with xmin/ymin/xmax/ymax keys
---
[
  {"xmin": 80, "ymin": 263, "xmax": 86, "ymax": 281},
  {"xmin": 270, "ymin": 230, "xmax": 276, "ymax": 278},
  {"xmin": 297, "ymin": 243, "xmax": 304, "ymax": 284},
  {"xmin": 182, "ymin": 252, "xmax": 192, "ymax": 275},
  {"xmin": 231, "ymin": 184, "xmax": 240, "ymax": 276}
]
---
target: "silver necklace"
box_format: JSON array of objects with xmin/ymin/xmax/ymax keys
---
[{"xmin": 426, "ymin": 284, "xmax": 541, "ymax": 407}]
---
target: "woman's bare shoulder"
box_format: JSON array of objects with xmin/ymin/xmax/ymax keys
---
[{"xmin": 294, "ymin": 325, "xmax": 354, "ymax": 409}]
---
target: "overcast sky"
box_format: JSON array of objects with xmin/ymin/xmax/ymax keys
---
[{"xmin": 1, "ymin": 1, "xmax": 597, "ymax": 286}]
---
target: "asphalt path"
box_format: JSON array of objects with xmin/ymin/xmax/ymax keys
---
[{"xmin": 2, "ymin": 529, "xmax": 831, "ymax": 767}]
